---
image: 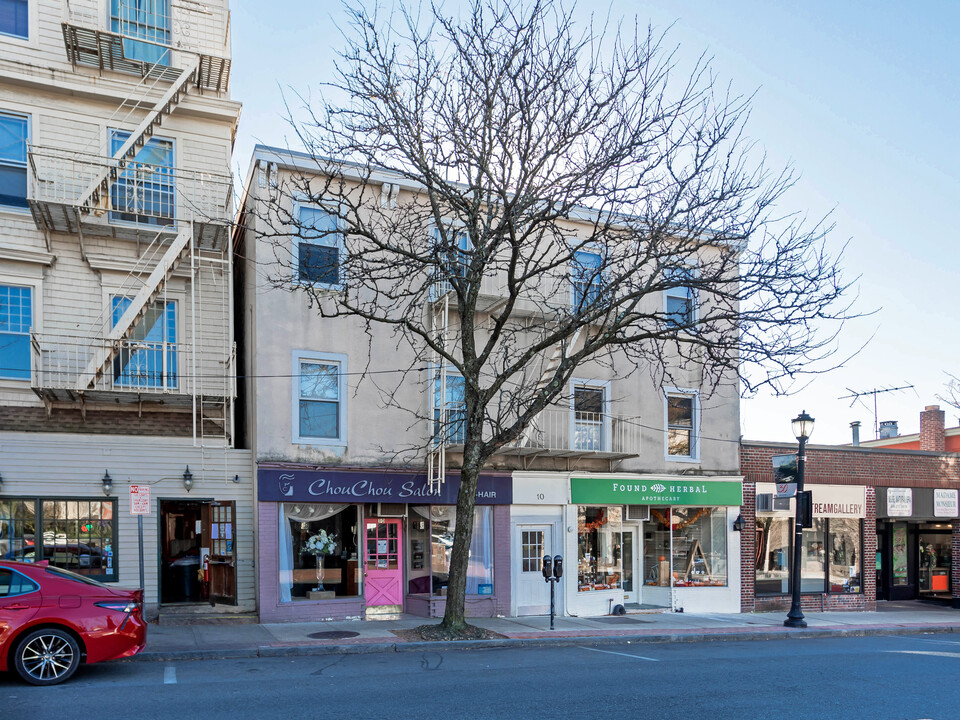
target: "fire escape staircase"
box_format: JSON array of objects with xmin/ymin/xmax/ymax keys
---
[
  {"xmin": 76, "ymin": 225, "xmax": 192, "ymax": 392},
  {"xmin": 77, "ymin": 59, "xmax": 199, "ymax": 216}
]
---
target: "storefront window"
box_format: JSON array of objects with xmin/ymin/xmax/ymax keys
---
[
  {"xmin": 644, "ymin": 511, "xmax": 671, "ymax": 587},
  {"xmin": 755, "ymin": 516, "xmax": 791, "ymax": 594},
  {"xmin": 0, "ymin": 498, "xmax": 116, "ymax": 581},
  {"xmin": 429, "ymin": 506, "xmax": 494, "ymax": 595},
  {"xmin": 918, "ymin": 528, "xmax": 952, "ymax": 595},
  {"xmin": 671, "ymin": 507, "xmax": 726, "ymax": 587},
  {"xmin": 407, "ymin": 507, "xmax": 431, "ymax": 594},
  {"xmin": 278, "ymin": 503, "xmax": 359, "ymax": 601},
  {"xmin": 801, "ymin": 519, "xmax": 826, "ymax": 592},
  {"xmin": 829, "ymin": 518, "xmax": 862, "ymax": 593},
  {"xmin": 577, "ymin": 506, "xmax": 622, "ymax": 592}
]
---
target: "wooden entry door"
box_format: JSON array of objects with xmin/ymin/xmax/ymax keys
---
[
  {"xmin": 202, "ymin": 501, "xmax": 237, "ymax": 606},
  {"xmin": 364, "ymin": 519, "xmax": 403, "ymax": 608}
]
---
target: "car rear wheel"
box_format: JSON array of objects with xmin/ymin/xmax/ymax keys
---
[{"xmin": 13, "ymin": 628, "xmax": 81, "ymax": 685}]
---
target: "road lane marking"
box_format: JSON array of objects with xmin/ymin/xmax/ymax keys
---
[
  {"xmin": 886, "ymin": 650, "xmax": 960, "ymax": 659},
  {"xmin": 578, "ymin": 646, "xmax": 658, "ymax": 661},
  {"xmin": 164, "ymin": 666, "xmax": 177, "ymax": 684}
]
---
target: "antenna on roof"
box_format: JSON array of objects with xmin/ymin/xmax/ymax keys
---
[{"xmin": 838, "ymin": 384, "xmax": 915, "ymax": 440}]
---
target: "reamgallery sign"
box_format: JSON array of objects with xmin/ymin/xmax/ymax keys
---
[{"xmin": 257, "ymin": 468, "xmax": 511, "ymax": 505}]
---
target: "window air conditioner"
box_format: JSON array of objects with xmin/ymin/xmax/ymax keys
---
[
  {"xmin": 377, "ymin": 503, "xmax": 407, "ymax": 518},
  {"xmin": 626, "ymin": 505, "xmax": 650, "ymax": 521},
  {"xmin": 756, "ymin": 493, "xmax": 773, "ymax": 512}
]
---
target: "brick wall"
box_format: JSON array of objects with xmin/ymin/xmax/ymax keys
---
[
  {"xmin": 740, "ymin": 482, "xmax": 756, "ymax": 612},
  {"xmin": 954, "ymin": 525, "xmax": 960, "ymax": 609},
  {"xmin": 0, "ymin": 406, "xmax": 194, "ymax": 436}
]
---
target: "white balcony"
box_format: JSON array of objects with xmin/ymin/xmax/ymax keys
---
[
  {"xmin": 62, "ymin": 0, "xmax": 231, "ymax": 90},
  {"xmin": 27, "ymin": 145, "xmax": 233, "ymax": 248},
  {"xmin": 31, "ymin": 332, "xmax": 235, "ymax": 406}
]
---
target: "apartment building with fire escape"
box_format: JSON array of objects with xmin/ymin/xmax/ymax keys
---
[
  {"xmin": 237, "ymin": 147, "xmax": 744, "ymax": 623},
  {"xmin": 0, "ymin": 0, "xmax": 251, "ymax": 619}
]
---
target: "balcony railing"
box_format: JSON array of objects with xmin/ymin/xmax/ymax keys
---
[
  {"xmin": 64, "ymin": 0, "xmax": 230, "ymax": 61},
  {"xmin": 28, "ymin": 145, "xmax": 233, "ymax": 236},
  {"xmin": 510, "ymin": 408, "xmax": 641, "ymax": 458},
  {"xmin": 31, "ymin": 332, "xmax": 234, "ymax": 400}
]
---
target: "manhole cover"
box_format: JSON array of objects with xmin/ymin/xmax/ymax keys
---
[
  {"xmin": 592, "ymin": 616, "xmax": 650, "ymax": 625},
  {"xmin": 307, "ymin": 630, "xmax": 361, "ymax": 640}
]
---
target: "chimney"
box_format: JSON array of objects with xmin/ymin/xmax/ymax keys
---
[
  {"xmin": 920, "ymin": 405, "xmax": 946, "ymax": 452},
  {"xmin": 850, "ymin": 421, "xmax": 861, "ymax": 447},
  {"xmin": 879, "ymin": 420, "xmax": 899, "ymax": 439}
]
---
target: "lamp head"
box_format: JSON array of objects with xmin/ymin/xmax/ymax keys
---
[
  {"xmin": 102, "ymin": 470, "xmax": 113, "ymax": 495},
  {"xmin": 792, "ymin": 410, "xmax": 815, "ymax": 442},
  {"xmin": 183, "ymin": 466, "xmax": 194, "ymax": 492}
]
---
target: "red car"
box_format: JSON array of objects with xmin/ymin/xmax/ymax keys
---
[{"xmin": 1, "ymin": 560, "xmax": 146, "ymax": 685}]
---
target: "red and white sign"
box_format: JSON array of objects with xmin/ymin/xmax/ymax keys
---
[
  {"xmin": 129, "ymin": 485, "xmax": 151, "ymax": 515},
  {"xmin": 776, "ymin": 482, "xmax": 797, "ymax": 498}
]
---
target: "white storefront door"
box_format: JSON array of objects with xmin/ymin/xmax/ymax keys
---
[
  {"xmin": 516, "ymin": 525, "xmax": 553, "ymax": 615},
  {"xmin": 619, "ymin": 527, "xmax": 639, "ymax": 604}
]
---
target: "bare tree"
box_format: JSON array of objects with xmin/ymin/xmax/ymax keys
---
[
  {"xmin": 251, "ymin": 0, "xmax": 858, "ymax": 634},
  {"xmin": 938, "ymin": 373, "xmax": 960, "ymax": 414}
]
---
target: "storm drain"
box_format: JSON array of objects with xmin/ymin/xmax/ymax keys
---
[{"xmin": 307, "ymin": 630, "xmax": 361, "ymax": 640}]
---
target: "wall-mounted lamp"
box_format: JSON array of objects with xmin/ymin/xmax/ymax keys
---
[
  {"xmin": 102, "ymin": 470, "xmax": 113, "ymax": 495},
  {"xmin": 183, "ymin": 466, "xmax": 193, "ymax": 493},
  {"xmin": 232, "ymin": 474, "xmax": 241, "ymax": 484},
  {"xmin": 733, "ymin": 513, "xmax": 746, "ymax": 532}
]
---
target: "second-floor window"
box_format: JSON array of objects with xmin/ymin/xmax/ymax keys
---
[
  {"xmin": 294, "ymin": 351, "xmax": 346, "ymax": 444},
  {"xmin": 665, "ymin": 267, "xmax": 697, "ymax": 326},
  {"xmin": 573, "ymin": 383, "xmax": 605, "ymax": 451},
  {"xmin": 0, "ymin": 111, "xmax": 28, "ymax": 210},
  {"xmin": 571, "ymin": 249, "xmax": 603, "ymax": 309},
  {"xmin": 111, "ymin": 0, "xmax": 170, "ymax": 65},
  {"xmin": 111, "ymin": 296, "xmax": 177, "ymax": 389},
  {"xmin": 0, "ymin": 0, "xmax": 28, "ymax": 39},
  {"xmin": 109, "ymin": 130, "xmax": 175, "ymax": 225},
  {"xmin": 0, "ymin": 283, "xmax": 31, "ymax": 380},
  {"xmin": 666, "ymin": 391, "xmax": 698, "ymax": 459},
  {"xmin": 296, "ymin": 205, "xmax": 343, "ymax": 288},
  {"xmin": 433, "ymin": 370, "xmax": 465, "ymax": 445}
]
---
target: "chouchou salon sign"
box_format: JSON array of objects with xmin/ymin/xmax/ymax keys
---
[{"xmin": 257, "ymin": 468, "xmax": 512, "ymax": 505}]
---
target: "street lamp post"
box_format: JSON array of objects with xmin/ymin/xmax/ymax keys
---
[{"xmin": 784, "ymin": 410, "xmax": 815, "ymax": 629}]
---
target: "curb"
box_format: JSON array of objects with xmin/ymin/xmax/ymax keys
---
[{"xmin": 126, "ymin": 623, "xmax": 960, "ymax": 663}]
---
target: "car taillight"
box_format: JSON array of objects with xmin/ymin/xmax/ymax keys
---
[{"xmin": 95, "ymin": 601, "xmax": 137, "ymax": 614}]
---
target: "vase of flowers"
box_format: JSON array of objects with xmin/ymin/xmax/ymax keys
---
[{"xmin": 303, "ymin": 530, "xmax": 338, "ymax": 591}]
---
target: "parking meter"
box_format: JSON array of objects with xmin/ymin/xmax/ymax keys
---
[
  {"xmin": 553, "ymin": 555, "xmax": 563, "ymax": 579},
  {"xmin": 541, "ymin": 554, "xmax": 553, "ymax": 580}
]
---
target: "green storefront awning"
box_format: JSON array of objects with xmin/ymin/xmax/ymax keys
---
[{"xmin": 571, "ymin": 477, "xmax": 743, "ymax": 506}]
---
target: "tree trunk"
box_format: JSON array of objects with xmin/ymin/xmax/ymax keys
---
[{"xmin": 439, "ymin": 461, "xmax": 480, "ymax": 632}]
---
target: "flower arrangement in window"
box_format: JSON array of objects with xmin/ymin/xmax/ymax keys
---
[{"xmin": 303, "ymin": 530, "xmax": 338, "ymax": 592}]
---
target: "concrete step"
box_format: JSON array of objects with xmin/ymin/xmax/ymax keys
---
[{"xmin": 157, "ymin": 606, "xmax": 258, "ymax": 626}]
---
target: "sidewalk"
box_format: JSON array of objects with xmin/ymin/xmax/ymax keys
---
[{"xmin": 135, "ymin": 601, "xmax": 960, "ymax": 662}]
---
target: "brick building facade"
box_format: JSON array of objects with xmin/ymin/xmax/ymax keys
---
[{"xmin": 741, "ymin": 407, "xmax": 960, "ymax": 612}]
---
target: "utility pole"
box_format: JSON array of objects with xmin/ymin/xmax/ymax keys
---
[{"xmin": 838, "ymin": 384, "xmax": 914, "ymax": 439}]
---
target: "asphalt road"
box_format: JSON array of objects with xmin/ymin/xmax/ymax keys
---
[{"xmin": 4, "ymin": 634, "xmax": 960, "ymax": 719}]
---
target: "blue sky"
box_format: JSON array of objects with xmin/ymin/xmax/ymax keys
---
[{"xmin": 230, "ymin": 1, "xmax": 960, "ymax": 445}]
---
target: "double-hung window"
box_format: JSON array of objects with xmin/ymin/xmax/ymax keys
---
[
  {"xmin": 0, "ymin": 111, "xmax": 28, "ymax": 210},
  {"xmin": 109, "ymin": 130, "xmax": 175, "ymax": 225},
  {"xmin": 294, "ymin": 351, "xmax": 346, "ymax": 444},
  {"xmin": 0, "ymin": 0, "xmax": 28, "ymax": 39},
  {"xmin": 573, "ymin": 382, "xmax": 606, "ymax": 451},
  {"xmin": 666, "ymin": 391, "xmax": 699, "ymax": 459},
  {"xmin": 571, "ymin": 249, "xmax": 603, "ymax": 308},
  {"xmin": 111, "ymin": 0, "xmax": 170, "ymax": 65},
  {"xmin": 296, "ymin": 205, "xmax": 343, "ymax": 288},
  {"xmin": 433, "ymin": 369, "xmax": 465, "ymax": 445},
  {"xmin": 111, "ymin": 296, "xmax": 177, "ymax": 389},
  {"xmin": 430, "ymin": 226, "xmax": 471, "ymax": 298},
  {"xmin": 0, "ymin": 284, "xmax": 31, "ymax": 380},
  {"xmin": 665, "ymin": 266, "xmax": 697, "ymax": 326}
]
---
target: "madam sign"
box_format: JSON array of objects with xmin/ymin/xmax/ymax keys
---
[{"xmin": 258, "ymin": 468, "xmax": 511, "ymax": 505}]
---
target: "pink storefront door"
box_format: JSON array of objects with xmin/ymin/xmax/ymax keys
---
[{"xmin": 364, "ymin": 519, "xmax": 403, "ymax": 609}]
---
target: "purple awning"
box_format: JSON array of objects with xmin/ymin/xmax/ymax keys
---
[{"xmin": 257, "ymin": 467, "xmax": 511, "ymax": 505}]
